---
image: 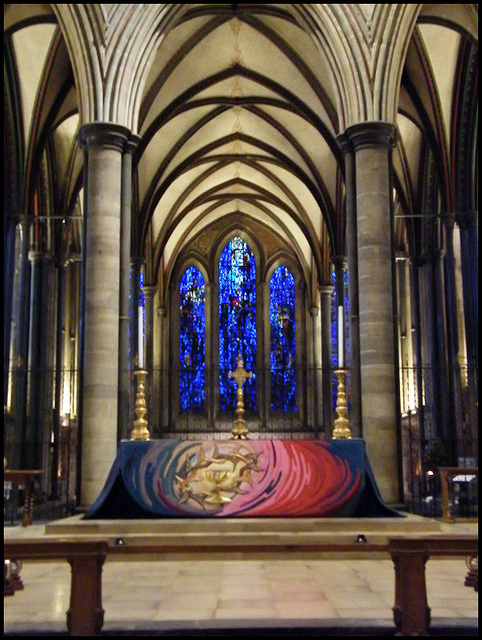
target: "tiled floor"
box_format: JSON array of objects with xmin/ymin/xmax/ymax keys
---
[{"xmin": 4, "ymin": 520, "xmax": 478, "ymax": 636}]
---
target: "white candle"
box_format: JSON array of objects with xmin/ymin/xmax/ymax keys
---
[
  {"xmin": 337, "ymin": 305, "xmax": 344, "ymax": 368},
  {"xmin": 138, "ymin": 305, "xmax": 144, "ymax": 369}
]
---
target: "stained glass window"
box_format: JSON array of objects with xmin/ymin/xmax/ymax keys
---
[
  {"xmin": 270, "ymin": 266, "xmax": 296, "ymax": 411},
  {"xmin": 218, "ymin": 237, "xmax": 257, "ymax": 411},
  {"xmin": 179, "ymin": 266, "xmax": 205, "ymax": 412}
]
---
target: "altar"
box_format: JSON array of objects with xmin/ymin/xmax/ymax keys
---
[{"xmin": 83, "ymin": 438, "xmax": 403, "ymax": 519}]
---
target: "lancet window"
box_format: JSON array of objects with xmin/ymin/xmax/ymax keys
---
[
  {"xmin": 270, "ymin": 266, "xmax": 296, "ymax": 411},
  {"xmin": 179, "ymin": 266, "xmax": 206, "ymax": 412},
  {"xmin": 174, "ymin": 237, "xmax": 308, "ymax": 432},
  {"xmin": 218, "ymin": 237, "xmax": 257, "ymax": 412}
]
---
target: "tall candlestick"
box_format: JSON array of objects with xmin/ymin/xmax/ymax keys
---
[
  {"xmin": 138, "ymin": 305, "xmax": 144, "ymax": 369},
  {"xmin": 337, "ymin": 305, "xmax": 344, "ymax": 368}
]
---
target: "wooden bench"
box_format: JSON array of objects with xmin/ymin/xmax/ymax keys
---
[
  {"xmin": 5, "ymin": 535, "xmax": 478, "ymax": 637},
  {"xmin": 388, "ymin": 536, "xmax": 478, "ymax": 636},
  {"xmin": 4, "ymin": 539, "xmax": 108, "ymax": 636}
]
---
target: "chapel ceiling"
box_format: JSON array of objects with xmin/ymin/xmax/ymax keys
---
[{"xmin": 3, "ymin": 4, "xmax": 479, "ymax": 301}]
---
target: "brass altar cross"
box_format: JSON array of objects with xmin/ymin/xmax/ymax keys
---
[{"xmin": 228, "ymin": 354, "xmax": 252, "ymax": 439}]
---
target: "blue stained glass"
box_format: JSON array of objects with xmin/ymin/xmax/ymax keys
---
[
  {"xmin": 179, "ymin": 267, "xmax": 205, "ymax": 412},
  {"xmin": 270, "ymin": 266, "xmax": 296, "ymax": 411},
  {"xmin": 219, "ymin": 237, "xmax": 257, "ymax": 411}
]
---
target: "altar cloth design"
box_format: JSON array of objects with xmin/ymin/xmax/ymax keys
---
[{"xmin": 84, "ymin": 439, "xmax": 403, "ymax": 519}]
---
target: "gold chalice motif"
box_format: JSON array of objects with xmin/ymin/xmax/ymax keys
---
[
  {"xmin": 204, "ymin": 468, "xmax": 232, "ymax": 504},
  {"xmin": 175, "ymin": 443, "xmax": 263, "ymax": 510}
]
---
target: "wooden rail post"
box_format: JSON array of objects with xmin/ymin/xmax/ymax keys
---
[
  {"xmin": 388, "ymin": 536, "xmax": 478, "ymax": 636},
  {"xmin": 4, "ymin": 540, "xmax": 108, "ymax": 636}
]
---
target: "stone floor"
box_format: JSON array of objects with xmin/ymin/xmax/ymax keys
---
[{"xmin": 4, "ymin": 516, "xmax": 478, "ymax": 636}]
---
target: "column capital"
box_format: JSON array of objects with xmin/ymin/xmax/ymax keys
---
[
  {"xmin": 395, "ymin": 251, "xmax": 409, "ymax": 262},
  {"xmin": 344, "ymin": 122, "xmax": 397, "ymax": 152},
  {"xmin": 456, "ymin": 210, "xmax": 478, "ymax": 229},
  {"xmin": 440, "ymin": 212, "xmax": 457, "ymax": 229},
  {"xmin": 131, "ymin": 256, "xmax": 144, "ymax": 270},
  {"xmin": 319, "ymin": 284, "xmax": 334, "ymax": 297},
  {"xmin": 125, "ymin": 134, "xmax": 141, "ymax": 156},
  {"xmin": 310, "ymin": 306, "xmax": 319, "ymax": 318},
  {"xmin": 336, "ymin": 132, "xmax": 352, "ymax": 155},
  {"xmin": 419, "ymin": 249, "xmax": 445, "ymax": 265},
  {"xmin": 143, "ymin": 285, "xmax": 157, "ymax": 299},
  {"xmin": 28, "ymin": 250, "xmax": 44, "ymax": 264},
  {"xmin": 410, "ymin": 254, "xmax": 424, "ymax": 268},
  {"xmin": 78, "ymin": 122, "xmax": 131, "ymax": 152},
  {"xmin": 331, "ymin": 255, "xmax": 347, "ymax": 269}
]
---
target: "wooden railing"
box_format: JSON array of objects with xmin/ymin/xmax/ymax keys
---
[
  {"xmin": 4, "ymin": 539, "xmax": 108, "ymax": 636},
  {"xmin": 5, "ymin": 535, "xmax": 478, "ymax": 637}
]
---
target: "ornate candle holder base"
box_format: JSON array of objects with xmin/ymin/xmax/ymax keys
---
[
  {"xmin": 332, "ymin": 368, "xmax": 352, "ymax": 439},
  {"xmin": 231, "ymin": 419, "xmax": 250, "ymax": 439},
  {"xmin": 130, "ymin": 369, "xmax": 151, "ymax": 441}
]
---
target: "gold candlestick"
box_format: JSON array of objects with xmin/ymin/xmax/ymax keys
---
[
  {"xmin": 130, "ymin": 369, "xmax": 151, "ymax": 441},
  {"xmin": 332, "ymin": 368, "xmax": 352, "ymax": 439},
  {"xmin": 228, "ymin": 354, "xmax": 252, "ymax": 439}
]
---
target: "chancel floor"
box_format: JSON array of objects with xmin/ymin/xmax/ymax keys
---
[{"xmin": 4, "ymin": 516, "xmax": 478, "ymax": 637}]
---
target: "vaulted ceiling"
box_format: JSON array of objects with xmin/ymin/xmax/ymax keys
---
[{"xmin": 4, "ymin": 4, "xmax": 479, "ymax": 302}]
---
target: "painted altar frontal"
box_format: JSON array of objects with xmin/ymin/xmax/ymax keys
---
[{"xmin": 84, "ymin": 438, "xmax": 403, "ymax": 519}]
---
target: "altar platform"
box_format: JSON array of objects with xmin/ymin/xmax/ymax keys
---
[{"xmin": 44, "ymin": 511, "xmax": 443, "ymax": 555}]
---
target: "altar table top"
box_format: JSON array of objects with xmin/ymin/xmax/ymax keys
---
[{"xmin": 84, "ymin": 439, "xmax": 403, "ymax": 519}]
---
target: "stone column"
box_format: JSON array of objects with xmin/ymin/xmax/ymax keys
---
[
  {"xmin": 203, "ymin": 282, "xmax": 214, "ymax": 430},
  {"xmin": 332, "ymin": 255, "xmax": 347, "ymax": 369},
  {"xmin": 130, "ymin": 257, "xmax": 143, "ymax": 372},
  {"xmin": 26, "ymin": 250, "xmax": 43, "ymax": 470},
  {"xmin": 440, "ymin": 214, "xmax": 463, "ymax": 459},
  {"xmin": 118, "ymin": 135, "xmax": 139, "ymax": 442},
  {"xmin": 409, "ymin": 256, "xmax": 427, "ymax": 460},
  {"xmin": 4, "ymin": 215, "xmax": 17, "ymax": 406},
  {"xmin": 338, "ymin": 133, "xmax": 362, "ymax": 437},
  {"xmin": 156, "ymin": 305, "xmax": 167, "ymax": 433},
  {"xmin": 10, "ymin": 220, "xmax": 32, "ymax": 469},
  {"xmin": 78, "ymin": 122, "xmax": 130, "ymax": 507},
  {"xmin": 40, "ymin": 254, "xmax": 56, "ymax": 494},
  {"xmin": 310, "ymin": 305, "xmax": 320, "ymax": 435},
  {"xmin": 208, "ymin": 282, "xmax": 219, "ymax": 429},
  {"xmin": 455, "ymin": 210, "xmax": 478, "ymax": 458},
  {"xmin": 258, "ymin": 280, "xmax": 269, "ymax": 431},
  {"xmin": 319, "ymin": 285, "xmax": 333, "ymax": 437},
  {"xmin": 143, "ymin": 285, "xmax": 157, "ymax": 435},
  {"xmin": 417, "ymin": 251, "xmax": 451, "ymax": 447},
  {"xmin": 296, "ymin": 281, "xmax": 306, "ymax": 428},
  {"xmin": 432, "ymin": 250, "xmax": 451, "ymax": 445},
  {"xmin": 346, "ymin": 122, "xmax": 400, "ymax": 504}
]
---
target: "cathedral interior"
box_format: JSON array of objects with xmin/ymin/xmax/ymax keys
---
[{"xmin": 3, "ymin": 5, "xmax": 478, "ymax": 519}]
